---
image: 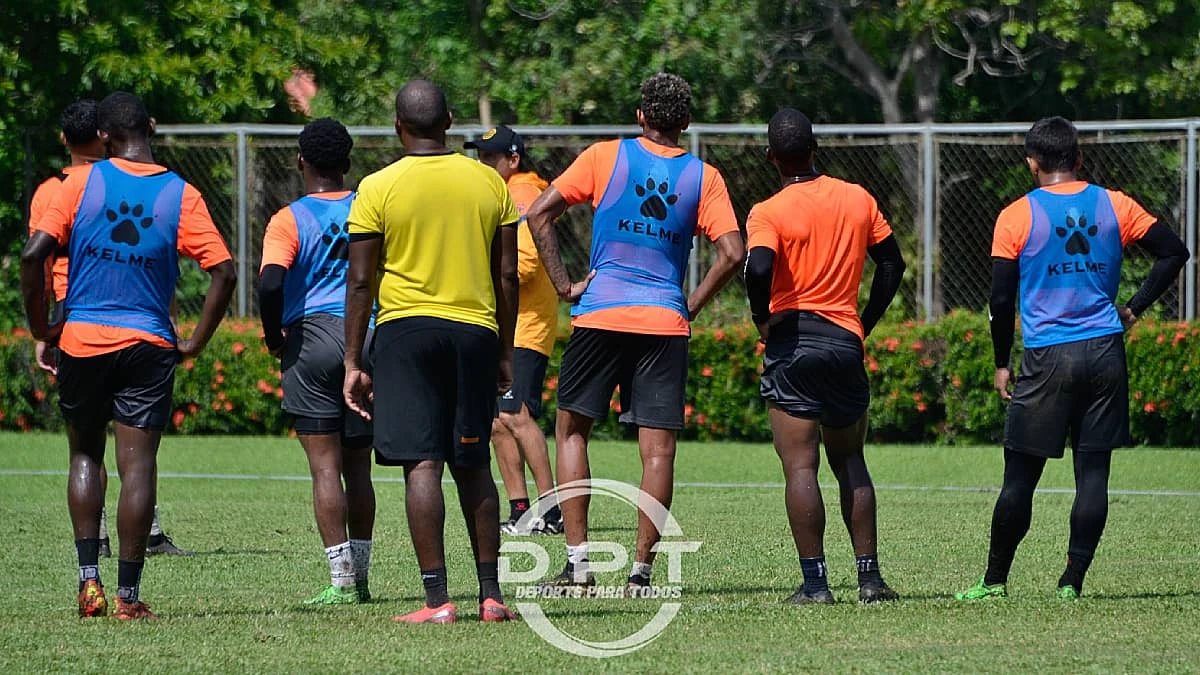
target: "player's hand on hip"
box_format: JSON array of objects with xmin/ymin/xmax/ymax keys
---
[
  {"xmin": 344, "ymin": 367, "xmax": 374, "ymax": 421},
  {"xmin": 1118, "ymin": 305, "xmax": 1137, "ymax": 331},
  {"xmin": 994, "ymin": 367, "xmax": 1013, "ymax": 401},
  {"xmin": 560, "ymin": 269, "xmax": 597, "ymax": 303},
  {"xmin": 177, "ymin": 338, "xmax": 203, "ymax": 358},
  {"xmin": 755, "ymin": 322, "xmax": 770, "ymax": 344},
  {"xmin": 34, "ymin": 341, "xmax": 57, "ymax": 376}
]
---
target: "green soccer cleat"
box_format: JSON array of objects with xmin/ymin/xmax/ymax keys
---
[
  {"xmin": 302, "ymin": 585, "xmax": 359, "ymax": 606},
  {"xmin": 955, "ymin": 577, "xmax": 1007, "ymax": 601},
  {"xmin": 1056, "ymin": 585, "xmax": 1080, "ymax": 600}
]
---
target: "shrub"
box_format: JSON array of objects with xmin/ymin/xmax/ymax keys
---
[{"xmin": 0, "ymin": 313, "xmax": 1196, "ymax": 446}]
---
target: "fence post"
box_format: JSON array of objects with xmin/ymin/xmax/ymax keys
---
[
  {"xmin": 235, "ymin": 129, "xmax": 249, "ymax": 318},
  {"xmin": 921, "ymin": 127, "xmax": 935, "ymax": 322},
  {"xmin": 688, "ymin": 127, "xmax": 701, "ymax": 296},
  {"xmin": 1187, "ymin": 121, "xmax": 1197, "ymax": 320}
]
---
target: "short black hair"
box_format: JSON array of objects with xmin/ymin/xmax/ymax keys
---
[
  {"xmin": 767, "ymin": 108, "xmax": 817, "ymax": 166},
  {"xmin": 60, "ymin": 99, "xmax": 98, "ymax": 147},
  {"xmin": 395, "ymin": 80, "xmax": 450, "ymax": 137},
  {"xmin": 640, "ymin": 73, "xmax": 691, "ymax": 133},
  {"xmin": 1025, "ymin": 117, "xmax": 1079, "ymax": 173},
  {"xmin": 299, "ymin": 117, "xmax": 353, "ymax": 172},
  {"xmin": 96, "ymin": 92, "xmax": 151, "ymax": 141}
]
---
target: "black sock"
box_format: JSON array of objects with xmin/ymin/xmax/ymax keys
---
[
  {"xmin": 509, "ymin": 498, "xmax": 531, "ymax": 523},
  {"xmin": 985, "ymin": 450, "xmax": 1045, "ymax": 586},
  {"xmin": 477, "ymin": 562, "xmax": 502, "ymax": 604},
  {"xmin": 1058, "ymin": 553, "xmax": 1093, "ymax": 593},
  {"xmin": 800, "ymin": 557, "xmax": 828, "ymax": 594},
  {"xmin": 117, "ymin": 559, "xmax": 144, "ymax": 603},
  {"xmin": 1059, "ymin": 450, "xmax": 1111, "ymax": 593},
  {"xmin": 856, "ymin": 554, "xmax": 883, "ymax": 586},
  {"xmin": 420, "ymin": 567, "xmax": 450, "ymax": 608},
  {"xmin": 76, "ymin": 539, "xmax": 101, "ymax": 591}
]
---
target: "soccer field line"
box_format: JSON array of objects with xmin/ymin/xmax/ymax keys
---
[{"xmin": 1, "ymin": 468, "xmax": 1197, "ymax": 497}]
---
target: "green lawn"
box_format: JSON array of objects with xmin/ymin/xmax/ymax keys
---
[{"xmin": 0, "ymin": 433, "xmax": 1197, "ymax": 673}]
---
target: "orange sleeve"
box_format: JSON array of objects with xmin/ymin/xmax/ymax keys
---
[
  {"xmin": 864, "ymin": 191, "xmax": 893, "ymax": 246},
  {"xmin": 34, "ymin": 166, "xmax": 90, "ymax": 246},
  {"xmin": 508, "ymin": 182, "xmax": 540, "ymax": 218},
  {"xmin": 177, "ymin": 184, "xmax": 233, "ymax": 269},
  {"xmin": 1108, "ymin": 189, "xmax": 1159, "ymax": 246},
  {"xmin": 697, "ymin": 164, "xmax": 739, "ymax": 241},
  {"xmin": 991, "ymin": 198, "xmax": 1033, "ymax": 260},
  {"xmin": 745, "ymin": 203, "xmax": 780, "ymax": 252},
  {"xmin": 28, "ymin": 177, "xmax": 60, "ymax": 237},
  {"xmin": 552, "ymin": 143, "xmax": 605, "ymax": 207},
  {"xmin": 260, "ymin": 206, "xmax": 300, "ymax": 271}
]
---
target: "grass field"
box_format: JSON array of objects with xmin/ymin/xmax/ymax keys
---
[{"xmin": 0, "ymin": 433, "xmax": 1197, "ymax": 673}]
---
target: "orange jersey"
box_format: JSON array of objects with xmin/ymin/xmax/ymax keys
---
[
  {"xmin": 552, "ymin": 137, "xmax": 739, "ymax": 336},
  {"xmin": 28, "ymin": 165, "xmax": 90, "ymax": 302},
  {"xmin": 745, "ymin": 175, "xmax": 893, "ymax": 340},
  {"xmin": 35, "ymin": 157, "xmax": 232, "ymax": 357},
  {"xmin": 991, "ymin": 181, "xmax": 1157, "ymax": 259},
  {"xmin": 508, "ymin": 172, "xmax": 559, "ymax": 356}
]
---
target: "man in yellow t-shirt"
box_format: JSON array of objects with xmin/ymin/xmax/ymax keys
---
[
  {"xmin": 342, "ymin": 80, "xmax": 520, "ymax": 625},
  {"xmin": 466, "ymin": 125, "xmax": 561, "ymax": 536}
]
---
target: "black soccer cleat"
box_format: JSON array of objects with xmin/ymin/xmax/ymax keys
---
[
  {"xmin": 785, "ymin": 586, "xmax": 835, "ymax": 605},
  {"xmin": 538, "ymin": 562, "xmax": 596, "ymax": 588},
  {"xmin": 146, "ymin": 532, "xmax": 195, "ymax": 557},
  {"xmin": 536, "ymin": 512, "xmax": 564, "ymax": 535},
  {"xmin": 858, "ymin": 580, "xmax": 900, "ymax": 604}
]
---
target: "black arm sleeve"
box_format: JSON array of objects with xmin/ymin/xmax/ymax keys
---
[
  {"xmin": 258, "ymin": 264, "xmax": 287, "ymax": 351},
  {"xmin": 989, "ymin": 258, "xmax": 1019, "ymax": 369},
  {"xmin": 860, "ymin": 235, "xmax": 906, "ymax": 337},
  {"xmin": 1126, "ymin": 222, "xmax": 1190, "ymax": 316},
  {"xmin": 745, "ymin": 246, "xmax": 776, "ymax": 325}
]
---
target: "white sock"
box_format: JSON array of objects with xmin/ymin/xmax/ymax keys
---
[
  {"xmin": 325, "ymin": 542, "xmax": 355, "ymax": 588},
  {"xmin": 350, "ymin": 539, "xmax": 372, "ymax": 583},
  {"xmin": 149, "ymin": 505, "xmax": 162, "ymax": 536},
  {"xmin": 99, "ymin": 509, "xmax": 108, "ymax": 540},
  {"xmin": 630, "ymin": 561, "xmax": 653, "ymax": 581},
  {"xmin": 566, "ymin": 543, "xmax": 589, "ymax": 579}
]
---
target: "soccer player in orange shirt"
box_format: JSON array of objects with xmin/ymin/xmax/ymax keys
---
[
  {"xmin": 258, "ymin": 118, "xmax": 376, "ymax": 605},
  {"xmin": 466, "ymin": 125, "xmax": 562, "ymax": 535},
  {"xmin": 526, "ymin": 73, "xmax": 745, "ymax": 591},
  {"xmin": 956, "ymin": 117, "xmax": 1188, "ymax": 601},
  {"xmin": 22, "ymin": 92, "xmax": 236, "ymax": 619},
  {"xmin": 744, "ymin": 108, "xmax": 906, "ymax": 605}
]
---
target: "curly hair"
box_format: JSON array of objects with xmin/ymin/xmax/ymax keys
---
[
  {"xmin": 61, "ymin": 99, "xmax": 98, "ymax": 147},
  {"xmin": 767, "ymin": 108, "xmax": 816, "ymax": 166},
  {"xmin": 96, "ymin": 92, "xmax": 151, "ymax": 140},
  {"xmin": 298, "ymin": 117, "xmax": 353, "ymax": 172},
  {"xmin": 1025, "ymin": 116, "xmax": 1079, "ymax": 173},
  {"xmin": 640, "ymin": 72, "xmax": 691, "ymax": 133}
]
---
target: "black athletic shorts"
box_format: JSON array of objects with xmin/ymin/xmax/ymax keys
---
[
  {"xmin": 760, "ymin": 312, "xmax": 869, "ymax": 429},
  {"xmin": 372, "ymin": 316, "xmax": 498, "ymax": 468},
  {"xmin": 557, "ymin": 327, "xmax": 688, "ymax": 430},
  {"xmin": 498, "ymin": 347, "xmax": 549, "ymax": 419},
  {"xmin": 58, "ymin": 341, "xmax": 178, "ymax": 432},
  {"xmin": 1005, "ymin": 333, "xmax": 1130, "ymax": 458},
  {"xmin": 280, "ymin": 313, "xmax": 372, "ymax": 448}
]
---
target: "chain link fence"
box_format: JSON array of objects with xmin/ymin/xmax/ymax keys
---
[{"xmin": 152, "ymin": 122, "xmax": 1198, "ymax": 324}]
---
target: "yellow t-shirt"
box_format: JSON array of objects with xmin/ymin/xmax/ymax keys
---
[
  {"xmin": 347, "ymin": 153, "xmax": 519, "ymax": 332},
  {"xmin": 508, "ymin": 172, "xmax": 558, "ymax": 356}
]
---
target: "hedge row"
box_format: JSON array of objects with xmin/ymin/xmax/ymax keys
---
[{"xmin": 2, "ymin": 312, "xmax": 1197, "ymax": 445}]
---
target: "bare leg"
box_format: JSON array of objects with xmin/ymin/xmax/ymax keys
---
[
  {"xmin": 502, "ymin": 405, "xmax": 555, "ymax": 499},
  {"xmin": 67, "ymin": 424, "xmax": 106, "ymax": 541},
  {"xmin": 298, "ymin": 433, "xmax": 348, "ymax": 547},
  {"xmin": 821, "ymin": 415, "xmax": 877, "ymax": 556},
  {"xmin": 769, "ymin": 406, "xmax": 824, "ymax": 558},
  {"xmin": 492, "ymin": 419, "xmax": 528, "ymax": 502},
  {"xmin": 634, "ymin": 426, "xmax": 676, "ymax": 565},
  {"xmin": 554, "ymin": 410, "xmax": 593, "ymax": 548}
]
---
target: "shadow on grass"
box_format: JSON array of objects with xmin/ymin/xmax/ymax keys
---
[{"xmin": 192, "ymin": 549, "xmax": 278, "ymax": 556}]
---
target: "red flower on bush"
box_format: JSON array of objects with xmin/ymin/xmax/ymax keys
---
[
  {"xmin": 916, "ymin": 403, "xmax": 927, "ymax": 412},
  {"xmin": 214, "ymin": 361, "xmax": 225, "ymax": 372},
  {"xmin": 1144, "ymin": 402, "xmax": 1157, "ymax": 413},
  {"xmin": 215, "ymin": 374, "xmax": 225, "ymax": 384},
  {"xmin": 1156, "ymin": 334, "xmax": 1165, "ymax": 344},
  {"xmin": 684, "ymin": 403, "xmax": 695, "ymax": 421},
  {"xmin": 172, "ymin": 410, "xmax": 185, "ymax": 428},
  {"xmin": 33, "ymin": 389, "xmax": 45, "ymax": 402},
  {"xmin": 755, "ymin": 341, "xmax": 765, "ymax": 356},
  {"xmin": 223, "ymin": 401, "xmax": 234, "ymax": 412},
  {"xmin": 696, "ymin": 413, "xmax": 707, "ymax": 425},
  {"xmin": 964, "ymin": 331, "xmax": 974, "ymax": 342},
  {"xmin": 702, "ymin": 366, "xmax": 714, "ymax": 377},
  {"xmin": 713, "ymin": 329, "xmax": 726, "ymax": 342},
  {"xmin": 1134, "ymin": 391, "xmax": 1143, "ymax": 401},
  {"xmin": 1173, "ymin": 331, "xmax": 1186, "ymax": 346},
  {"xmin": 884, "ymin": 338, "xmax": 900, "ymax": 352},
  {"xmin": 911, "ymin": 340, "xmax": 924, "ymax": 351},
  {"xmin": 16, "ymin": 415, "xmax": 30, "ymax": 431},
  {"xmin": 184, "ymin": 359, "xmax": 195, "ymax": 371},
  {"xmin": 257, "ymin": 379, "xmax": 272, "ymax": 394},
  {"xmin": 211, "ymin": 401, "xmax": 221, "ymax": 411},
  {"xmin": 952, "ymin": 376, "xmax": 962, "ymax": 388},
  {"xmin": 188, "ymin": 403, "xmax": 199, "ymax": 415},
  {"xmin": 275, "ymin": 387, "xmax": 284, "ymax": 399},
  {"xmin": 912, "ymin": 392, "xmax": 923, "ymax": 402},
  {"xmin": 546, "ymin": 375, "xmax": 558, "ymax": 391},
  {"xmin": 232, "ymin": 342, "xmax": 246, "ymax": 356}
]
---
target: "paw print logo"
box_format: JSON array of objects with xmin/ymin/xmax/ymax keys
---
[
  {"xmin": 1055, "ymin": 212, "xmax": 1098, "ymax": 256},
  {"xmin": 634, "ymin": 177, "xmax": 678, "ymax": 221},
  {"xmin": 107, "ymin": 201, "xmax": 154, "ymax": 246},
  {"xmin": 322, "ymin": 221, "xmax": 349, "ymax": 260}
]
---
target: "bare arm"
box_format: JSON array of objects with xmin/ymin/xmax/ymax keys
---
[
  {"xmin": 492, "ymin": 225, "xmax": 519, "ymax": 393},
  {"xmin": 20, "ymin": 232, "xmax": 59, "ymax": 343},
  {"xmin": 178, "ymin": 261, "xmax": 236, "ymax": 356},
  {"xmin": 687, "ymin": 231, "xmax": 745, "ymax": 321},
  {"xmin": 343, "ymin": 234, "xmax": 381, "ymax": 419},
  {"xmin": 526, "ymin": 186, "xmax": 573, "ymax": 296}
]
